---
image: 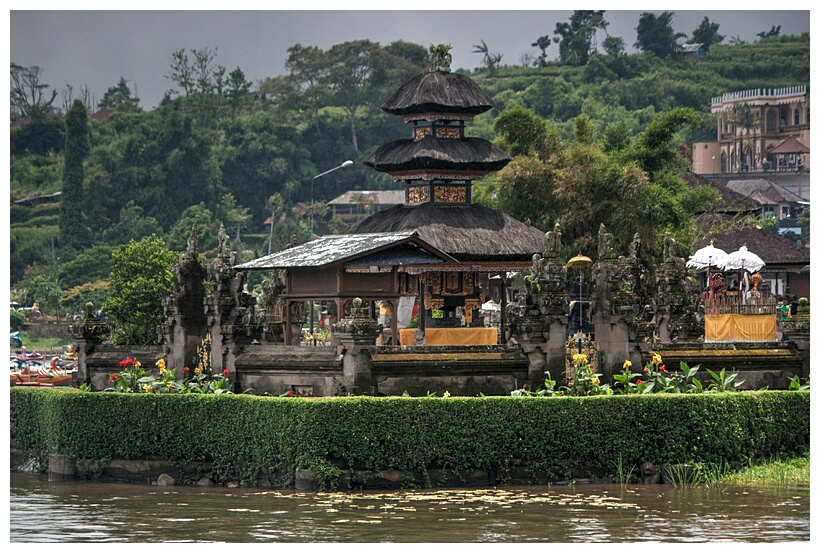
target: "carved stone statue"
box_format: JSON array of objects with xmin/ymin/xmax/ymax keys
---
[
  {"xmin": 663, "ymin": 231, "xmax": 676, "ymax": 262},
  {"xmin": 217, "ymin": 223, "xmax": 231, "ymax": 259},
  {"xmin": 186, "ymin": 225, "xmax": 198, "ymax": 257},
  {"xmin": 597, "ymin": 223, "xmax": 616, "ymax": 260},
  {"xmin": 544, "ymin": 222, "xmax": 562, "ymax": 258},
  {"xmin": 628, "ymin": 232, "xmax": 641, "ymax": 260}
]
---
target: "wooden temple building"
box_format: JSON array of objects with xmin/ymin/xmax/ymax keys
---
[{"xmin": 237, "ymin": 48, "xmax": 545, "ymax": 347}]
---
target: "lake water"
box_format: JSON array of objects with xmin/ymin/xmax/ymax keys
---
[{"xmin": 8, "ymin": 471, "xmax": 810, "ymax": 543}]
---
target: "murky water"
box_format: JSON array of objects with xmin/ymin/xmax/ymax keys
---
[{"xmin": 9, "ymin": 471, "xmax": 809, "ymax": 542}]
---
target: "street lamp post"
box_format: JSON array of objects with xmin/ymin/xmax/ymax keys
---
[{"xmin": 308, "ymin": 160, "xmax": 353, "ymax": 344}]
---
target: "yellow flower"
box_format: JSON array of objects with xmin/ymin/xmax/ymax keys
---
[
  {"xmin": 143, "ymin": 384, "xmax": 153, "ymax": 393},
  {"xmin": 591, "ymin": 376, "xmax": 599, "ymax": 385},
  {"xmin": 159, "ymin": 367, "xmax": 167, "ymax": 376},
  {"xmin": 573, "ymin": 353, "xmax": 588, "ymax": 365},
  {"xmin": 134, "ymin": 360, "xmax": 141, "ymax": 367},
  {"xmin": 156, "ymin": 359, "xmax": 166, "ymax": 371},
  {"xmin": 194, "ymin": 367, "xmax": 203, "ymax": 376},
  {"xmin": 443, "ymin": 391, "xmax": 451, "ymax": 398},
  {"xmin": 623, "ymin": 360, "xmax": 632, "ymax": 369},
  {"xmin": 652, "ymin": 353, "xmax": 663, "ymax": 365}
]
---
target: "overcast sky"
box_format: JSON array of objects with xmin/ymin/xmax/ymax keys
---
[{"xmin": 7, "ymin": 5, "xmax": 813, "ymax": 111}]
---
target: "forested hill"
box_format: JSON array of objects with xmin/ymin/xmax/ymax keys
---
[{"xmin": 9, "ymin": 31, "xmax": 809, "ymax": 317}]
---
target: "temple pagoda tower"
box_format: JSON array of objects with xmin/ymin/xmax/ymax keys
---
[{"xmin": 349, "ymin": 46, "xmax": 545, "ymax": 338}]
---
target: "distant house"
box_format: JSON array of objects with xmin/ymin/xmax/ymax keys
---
[
  {"xmin": 327, "ymin": 190, "xmax": 405, "ymax": 222},
  {"xmin": 682, "ymin": 43, "xmax": 707, "ymax": 61}
]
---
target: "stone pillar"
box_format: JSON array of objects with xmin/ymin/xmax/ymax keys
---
[
  {"xmin": 162, "ymin": 225, "xmax": 208, "ymax": 375},
  {"xmin": 69, "ymin": 302, "xmax": 110, "ymax": 389},
  {"xmin": 510, "ymin": 223, "xmax": 570, "ymax": 388},
  {"xmin": 333, "ymin": 298, "xmax": 380, "ymax": 394},
  {"xmin": 656, "ymin": 231, "xmax": 702, "ymax": 344}
]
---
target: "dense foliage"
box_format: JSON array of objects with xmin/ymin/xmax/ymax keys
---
[
  {"xmin": 102, "ymin": 235, "xmax": 177, "ymax": 345},
  {"xmin": 8, "ymin": 22, "xmax": 810, "ymax": 318},
  {"xmin": 10, "ymin": 388, "xmax": 809, "ymax": 489}
]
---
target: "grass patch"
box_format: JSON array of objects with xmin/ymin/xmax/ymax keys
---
[
  {"xmin": 720, "ymin": 454, "xmax": 810, "ymax": 486},
  {"xmin": 13, "ymin": 331, "xmax": 72, "ymax": 357}
]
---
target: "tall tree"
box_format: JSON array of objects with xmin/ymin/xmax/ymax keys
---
[
  {"xmin": 59, "ymin": 99, "xmax": 91, "ymax": 259},
  {"xmin": 531, "ymin": 35, "xmax": 553, "ymax": 67},
  {"xmin": 98, "ymin": 77, "xmax": 141, "ymax": 110},
  {"xmin": 10, "ymin": 63, "xmax": 58, "ymax": 120},
  {"xmin": 689, "ymin": 17, "xmax": 725, "ymax": 50},
  {"xmin": 283, "ymin": 44, "xmax": 330, "ymax": 134},
  {"xmin": 224, "ymin": 67, "xmax": 253, "ymax": 114},
  {"xmin": 553, "ymin": 10, "xmax": 608, "ymax": 66},
  {"xmin": 472, "ymin": 40, "xmax": 503, "ymax": 73},
  {"xmin": 325, "ymin": 39, "xmax": 382, "ymax": 151},
  {"xmin": 635, "ymin": 11, "xmax": 686, "ymax": 59},
  {"xmin": 757, "ymin": 25, "xmax": 781, "ymax": 39},
  {"xmin": 103, "ymin": 235, "xmax": 177, "ymax": 345}
]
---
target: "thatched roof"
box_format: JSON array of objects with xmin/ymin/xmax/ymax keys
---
[
  {"xmin": 344, "ymin": 202, "xmax": 545, "ymax": 261},
  {"xmin": 696, "ymin": 213, "xmax": 809, "ymax": 268},
  {"xmin": 380, "ymin": 70, "xmax": 494, "ymax": 117},
  {"xmin": 364, "ymin": 136, "xmax": 510, "ymax": 174}
]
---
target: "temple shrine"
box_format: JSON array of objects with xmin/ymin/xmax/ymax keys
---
[{"xmin": 238, "ymin": 45, "xmax": 544, "ymax": 347}]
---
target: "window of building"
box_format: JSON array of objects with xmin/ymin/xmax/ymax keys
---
[
  {"xmin": 794, "ymin": 109, "xmax": 800, "ymax": 126},
  {"xmin": 766, "ymin": 109, "xmax": 777, "ymax": 131}
]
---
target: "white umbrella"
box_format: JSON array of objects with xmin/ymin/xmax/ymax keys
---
[
  {"xmin": 686, "ymin": 242, "xmax": 728, "ymax": 270},
  {"xmin": 721, "ymin": 245, "xmax": 765, "ymax": 273},
  {"xmin": 481, "ymin": 300, "xmax": 500, "ymax": 312}
]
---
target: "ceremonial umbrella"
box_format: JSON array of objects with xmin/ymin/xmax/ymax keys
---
[
  {"xmin": 686, "ymin": 241, "xmax": 728, "ymax": 290},
  {"xmin": 686, "ymin": 242, "xmax": 728, "ymax": 270},
  {"xmin": 720, "ymin": 245, "xmax": 765, "ymax": 273},
  {"xmin": 567, "ymin": 253, "xmax": 593, "ymax": 341}
]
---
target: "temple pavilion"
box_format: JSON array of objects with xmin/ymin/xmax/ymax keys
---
[{"xmin": 238, "ymin": 47, "xmax": 544, "ymax": 346}]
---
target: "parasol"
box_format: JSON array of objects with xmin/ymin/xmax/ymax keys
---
[
  {"xmin": 686, "ymin": 242, "xmax": 728, "ymax": 270},
  {"xmin": 566, "ymin": 254, "xmax": 592, "ymax": 344},
  {"xmin": 481, "ymin": 300, "xmax": 500, "ymax": 312},
  {"xmin": 720, "ymin": 245, "xmax": 765, "ymax": 273}
]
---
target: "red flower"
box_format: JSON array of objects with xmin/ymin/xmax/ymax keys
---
[
  {"xmin": 636, "ymin": 379, "xmax": 644, "ymax": 385},
  {"xmin": 119, "ymin": 358, "xmax": 131, "ymax": 368},
  {"xmin": 183, "ymin": 366, "xmax": 190, "ymax": 372},
  {"xmin": 659, "ymin": 365, "xmax": 665, "ymax": 372},
  {"xmin": 110, "ymin": 374, "xmax": 118, "ymax": 381},
  {"xmin": 287, "ymin": 391, "xmax": 294, "ymax": 397},
  {"xmin": 222, "ymin": 369, "xmax": 229, "ymax": 377},
  {"xmin": 644, "ymin": 368, "xmax": 649, "ymax": 373}
]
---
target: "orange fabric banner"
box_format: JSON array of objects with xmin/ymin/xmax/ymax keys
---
[
  {"xmin": 704, "ymin": 314, "xmax": 777, "ymax": 342},
  {"xmin": 399, "ymin": 327, "xmax": 498, "ymax": 346}
]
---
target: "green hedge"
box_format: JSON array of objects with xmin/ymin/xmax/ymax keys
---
[{"xmin": 10, "ymin": 388, "xmax": 809, "ymax": 488}]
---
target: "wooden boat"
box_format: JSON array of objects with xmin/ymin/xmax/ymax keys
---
[{"xmin": 11, "ymin": 357, "xmax": 74, "ymax": 387}]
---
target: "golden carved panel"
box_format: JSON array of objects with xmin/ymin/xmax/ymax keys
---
[
  {"xmin": 434, "ymin": 126, "xmax": 462, "ymax": 139},
  {"xmin": 414, "ymin": 126, "xmax": 432, "ymax": 140},
  {"xmin": 407, "ymin": 186, "xmax": 429, "ymax": 204},
  {"xmin": 434, "ymin": 185, "xmax": 467, "ymax": 203}
]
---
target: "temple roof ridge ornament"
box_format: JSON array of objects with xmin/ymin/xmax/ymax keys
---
[{"xmin": 428, "ymin": 43, "xmax": 453, "ymax": 73}]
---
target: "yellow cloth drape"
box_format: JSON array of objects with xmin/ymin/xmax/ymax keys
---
[
  {"xmin": 399, "ymin": 327, "xmax": 498, "ymax": 346},
  {"xmin": 704, "ymin": 314, "xmax": 777, "ymax": 342}
]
